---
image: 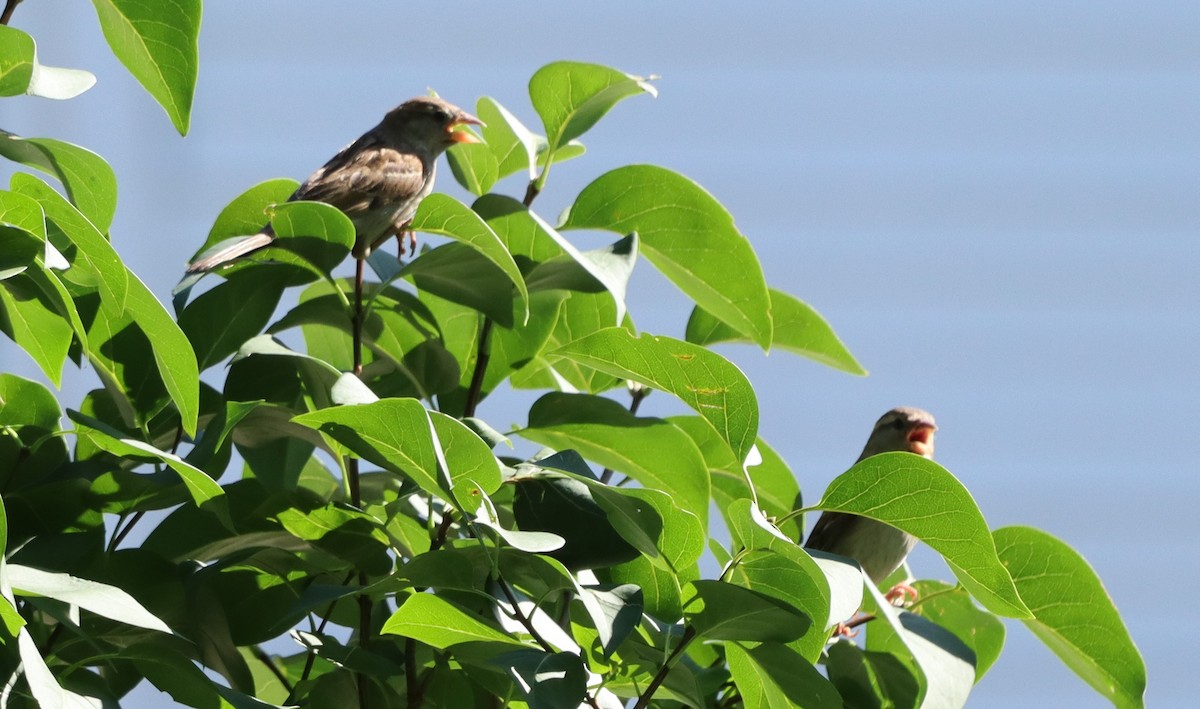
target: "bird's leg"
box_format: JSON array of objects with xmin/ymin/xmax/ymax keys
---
[{"xmin": 884, "ymin": 583, "xmax": 919, "ymax": 606}]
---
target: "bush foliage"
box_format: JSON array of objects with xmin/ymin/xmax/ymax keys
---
[{"xmin": 0, "ymin": 3, "xmax": 1144, "ymax": 707}]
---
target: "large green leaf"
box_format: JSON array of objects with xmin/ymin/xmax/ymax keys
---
[
  {"xmin": 0, "ymin": 270, "xmax": 73, "ymax": 386},
  {"xmin": 683, "ymin": 580, "xmax": 810, "ymax": 643},
  {"xmin": 727, "ymin": 642, "xmax": 843, "ymax": 709},
  {"xmin": 293, "ymin": 398, "xmax": 500, "ymax": 506},
  {"xmin": 528, "ymin": 61, "xmax": 656, "ymax": 165},
  {"xmin": 179, "ymin": 269, "xmax": 292, "ymax": 371},
  {"xmin": 409, "ymin": 193, "xmax": 528, "ymax": 312},
  {"xmin": 68, "ymin": 411, "xmax": 230, "ymax": 528},
  {"xmin": 813, "ymin": 452, "xmax": 1031, "ymax": 619},
  {"xmin": 520, "ymin": 392, "xmax": 710, "ymax": 531},
  {"xmin": 994, "ymin": 526, "xmax": 1145, "ymax": 708},
  {"xmin": 16, "ymin": 176, "xmax": 199, "ymax": 434},
  {"xmin": 688, "ymin": 288, "xmax": 866, "ymax": 375},
  {"xmin": 0, "ymin": 132, "xmax": 117, "ymax": 231},
  {"xmin": 89, "ymin": 0, "xmax": 201, "ymax": 134},
  {"xmin": 382, "ymin": 593, "xmax": 526, "ymax": 649},
  {"xmin": 0, "ymin": 26, "xmax": 34, "ymax": 96},
  {"xmin": 551, "ymin": 328, "xmax": 759, "ymax": 462},
  {"xmin": 561, "ymin": 164, "xmax": 772, "ymax": 348}
]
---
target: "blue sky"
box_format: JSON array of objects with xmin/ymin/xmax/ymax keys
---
[{"xmin": 4, "ymin": 1, "xmax": 1197, "ymax": 705}]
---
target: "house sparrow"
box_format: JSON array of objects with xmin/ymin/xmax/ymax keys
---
[
  {"xmin": 186, "ymin": 96, "xmax": 482, "ymax": 272},
  {"xmin": 805, "ymin": 407, "xmax": 937, "ymax": 591}
]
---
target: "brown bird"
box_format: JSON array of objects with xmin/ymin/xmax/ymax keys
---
[
  {"xmin": 186, "ymin": 96, "xmax": 482, "ymax": 272},
  {"xmin": 805, "ymin": 407, "xmax": 937, "ymax": 597}
]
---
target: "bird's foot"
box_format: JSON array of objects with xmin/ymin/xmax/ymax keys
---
[
  {"xmin": 833, "ymin": 621, "xmax": 860, "ymax": 638},
  {"xmin": 884, "ymin": 583, "xmax": 918, "ymax": 606}
]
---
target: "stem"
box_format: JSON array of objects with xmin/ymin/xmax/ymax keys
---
[
  {"xmin": 287, "ymin": 571, "xmax": 357, "ymax": 704},
  {"xmin": 632, "ymin": 625, "xmax": 696, "ymax": 709},
  {"xmin": 353, "ymin": 258, "xmax": 366, "ymax": 376},
  {"xmin": 250, "ymin": 646, "xmax": 293, "ymax": 694},
  {"xmin": 107, "ymin": 511, "xmax": 145, "ymax": 552},
  {"xmin": 405, "ymin": 638, "xmax": 421, "ymax": 709},
  {"xmin": 462, "ymin": 318, "xmax": 493, "ymax": 418},
  {"xmin": 0, "ymin": 0, "xmax": 21, "ymax": 25}
]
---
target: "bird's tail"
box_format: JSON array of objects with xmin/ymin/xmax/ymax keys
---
[{"xmin": 185, "ymin": 232, "xmax": 274, "ymax": 273}]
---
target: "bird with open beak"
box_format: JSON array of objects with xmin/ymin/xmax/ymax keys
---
[
  {"xmin": 187, "ymin": 95, "xmax": 483, "ymax": 272},
  {"xmin": 805, "ymin": 407, "xmax": 938, "ymax": 601}
]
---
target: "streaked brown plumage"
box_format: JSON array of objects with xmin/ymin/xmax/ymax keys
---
[
  {"xmin": 186, "ymin": 96, "xmax": 481, "ymax": 272},
  {"xmin": 805, "ymin": 407, "xmax": 938, "ymax": 584}
]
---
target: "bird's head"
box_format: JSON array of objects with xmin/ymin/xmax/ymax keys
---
[
  {"xmin": 859, "ymin": 406, "xmax": 938, "ymax": 461},
  {"xmin": 384, "ymin": 96, "xmax": 484, "ymax": 149}
]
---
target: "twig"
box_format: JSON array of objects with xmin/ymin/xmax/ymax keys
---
[
  {"xmin": 286, "ymin": 570, "xmax": 357, "ymax": 704},
  {"xmin": 632, "ymin": 625, "xmax": 696, "ymax": 709},
  {"xmin": 353, "ymin": 258, "xmax": 366, "ymax": 376},
  {"xmin": 462, "ymin": 318, "xmax": 493, "ymax": 418},
  {"xmin": 250, "ymin": 645, "xmax": 293, "ymax": 694},
  {"xmin": 1, "ymin": 0, "xmax": 22, "ymax": 25}
]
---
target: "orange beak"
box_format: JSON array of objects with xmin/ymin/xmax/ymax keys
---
[
  {"xmin": 906, "ymin": 423, "xmax": 937, "ymax": 457},
  {"xmin": 448, "ymin": 112, "xmax": 485, "ymax": 144}
]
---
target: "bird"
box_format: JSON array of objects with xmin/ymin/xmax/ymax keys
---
[
  {"xmin": 804, "ymin": 407, "xmax": 937, "ymax": 600},
  {"xmin": 186, "ymin": 96, "xmax": 482, "ymax": 273}
]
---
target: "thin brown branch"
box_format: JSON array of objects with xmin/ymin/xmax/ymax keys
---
[
  {"xmin": 632, "ymin": 625, "xmax": 696, "ymax": 709},
  {"xmin": 1, "ymin": 0, "xmax": 22, "ymax": 25}
]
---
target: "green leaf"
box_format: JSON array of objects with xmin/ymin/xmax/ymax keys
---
[
  {"xmin": 68, "ymin": 410, "xmax": 230, "ymax": 528},
  {"xmin": 521, "ymin": 392, "xmax": 710, "ymax": 532},
  {"xmin": 561, "ymin": 164, "xmax": 772, "ymax": 348},
  {"xmin": 910, "ymin": 580, "xmax": 1006, "ymax": 682},
  {"xmin": 276, "ymin": 504, "xmax": 392, "ymax": 576},
  {"xmin": 687, "ymin": 288, "xmax": 867, "ymax": 375},
  {"xmin": 0, "ymin": 26, "xmax": 34, "ymax": 96},
  {"xmin": 405, "ymin": 242, "xmax": 516, "ymax": 325},
  {"xmin": 528, "ymin": 61, "xmax": 656, "ymax": 162},
  {"xmin": 382, "ymin": 593, "xmax": 526, "ymax": 648},
  {"xmin": 994, "ymin": 525, "xmax": 1145, "ymax": 708},
  {"xmin": 862, "ymin": 580, "xmax": 977, "ymax": 709},
  {"xmin": 825, "ymin": 640, "xmax": 920, "ymax": 709},
  {"xmin": 551, "ymin": 328, "xmax": 759, "ymax": 462},
  {"xmin": 294, "ymin": 398, "xmax": 500, "ymax": 506},
  {"xmin": 16, "ymin": 176, "xmax": 199, "ymax": 434},
  {"xmin": 598, "ymin": 555, "xmax": 683, "ymax": 621},
  {"xmin": 578, "ymin": 584, "xmax": 642, "ymax": 658},
  {"xmin": 2, "ymin": 136, "xmax": 119, "ymax": 235},
  {"xmin": 511, "ymin": 468, "xmax": 639, "ymax": 570},
  {"xmin": 474, "ymin": 194, "xmax": 634, "ymax": 322},
  {"xmin": 814, "ymin": 452, "xmax": 1032, "ymax": 619},
  {"xmin": 6, "ymin": 564, "xmax": 171, "ymax": 633},
  {"xmin": 270, "ymin": 199, "xmax": 356, "ymax": 272},
  {"xmin": 191, "ymin": 178, "xmax": 298, "ymax": 256},
  {"xmin": 446, "ymin": 139, "xmax": 499, "ymax": 196},
  {"xmin": 410, "ymin": 193, "xmax": 528, "ymax": 313},
  {"xmin": 475, "ymin": 96, "xmax": 542, "ymax": 181},
  {"xmin": 179, "ymin": 269, "xmax": 292, "ymax": 371},
  {"xmin": 692, "ymin": 421, "xmax": 804, "ymax": 541},
  {"xmin": 0, "ymin": 271, "xmax": 73, "ymax": 386},
  {"xmin": 496, "ymin": 649, "xmax": 588, "ymax": 709},
  {"xmin": 727, "ymin": 642, "xmax": 843, "ymax": 709},
  {"xmin": 683, "ymin": 580, "xmax": 810, "ymax": 643},
  {"xmin": 724, "ymin": 499, "xmax": 846, "ymax": 660},
  {"xmin": 89, "ymin": 0, "xmax": 201, "ymax": 134}
]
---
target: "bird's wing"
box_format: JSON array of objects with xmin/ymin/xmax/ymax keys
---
[{"xmin": 294, "ymin": 133, "xmax": 427, "ymax": 219}]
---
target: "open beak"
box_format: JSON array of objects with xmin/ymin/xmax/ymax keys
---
[
  {"xmin": 448, "ymin": 112, "xmax": 485, "ymax": 144},
  {"xmin": 906, "ymin": 423, "xmax": 937, "ymax": 458}
]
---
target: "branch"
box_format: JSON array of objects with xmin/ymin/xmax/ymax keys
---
[
  {"xmin": 632, "ymin": 625, "xmax": 697, "ymax": 709},
  {"xmin": 1, "ymin": 0, "xmax": 21, "ymax": 25}
]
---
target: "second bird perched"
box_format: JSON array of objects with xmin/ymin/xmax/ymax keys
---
[
  {"xmin": 186, "ymin": 96, "xmax": 482, "ymax": 273},
  {"xmin": 805, "ymin": 407, "xmax": 938, "ymax": 586}
]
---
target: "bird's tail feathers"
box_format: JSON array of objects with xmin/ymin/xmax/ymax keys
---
[{"xmin": 185, "ymin": 233, "xmax": 274, "ymax": 273}]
